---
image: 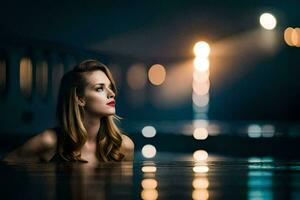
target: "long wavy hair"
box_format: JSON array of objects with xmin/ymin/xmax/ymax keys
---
[{"xmin": 56, "ymin": 59, "xmax": 124, "ymax": 162}]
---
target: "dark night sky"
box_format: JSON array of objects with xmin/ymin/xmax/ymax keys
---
[{"xmin": 1, "ymin": 0, "xmax": 297, "ymax": 58}]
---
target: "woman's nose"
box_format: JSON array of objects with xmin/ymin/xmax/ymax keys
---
[{"xmin": 107, "ymin": 89, "xmax": 115, "ymax": 98}]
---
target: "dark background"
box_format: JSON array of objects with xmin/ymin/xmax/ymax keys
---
[{"xmin": 0, "ymin": 0, "xmax": 299, "ymax": 122}]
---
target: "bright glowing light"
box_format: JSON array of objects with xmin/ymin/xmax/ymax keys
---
[
  {"xmin": 142, "ymin": 145, "xmax": 157, "ymax": 158},
  {"xmin": 284, "ymin": 27, "xmax": 300, "ymax": 47},
  {"xmin": 192, "ymin": 189, "xmax": 209, "ymax": 200},
  {"xmin": 284, "ymin": 27, "xmax": 294, "ymax": 46},
  {"xmin": 193, "ymin": 58, "xmax": 209, "ymax": 72},
  {"xmin": 193, "ymin": 166, "xmax": 209, "ymax": 173},
  {"xmin": 141, "ymin": 189, "xmax": 158, "ymax": 200},
  {"xmin": 259, "ymin": 13, "xmax": 277, "ymax": 30},
  {"xmin": 193, "ymin": 150, "xmax": 208, "ymax": 161},
  {"xmin": 193, "ymin": 81, "xmax": 210, "ymax": 96},
  {"xmin": 192, "ymin": 93, "xmax": 209, "ymax": 107},
  {"xmin": 127, "ymin": 63, "xmax": 147, "ymax": 90},
  {"xmin": 193, "ymin": 70, "xmax": 210, "ymax": 84},
  {"xmin": 141, "ymin": 179, "xmax": 158, "ymax": 189},
  {"xmin": 193, "ymin": 128, "xmax": 209, "ymax": 140},
  {"xmin": 192, "ymin": 178, "xmax": 209, "ymax": 189},
  {"xmin": 142, "ymin": 126, "xmax": 157, "ymax": 138},
  {"xmin": 247, "ymin": 124, "xmax": 262, "ymax": 138},
  {"xmin": 193, "ymin": 41, "xmax": 210, "ymax": 57},
  {"xmin": 296, "ymin": 28, "xmax": 300, "ymax": 47},
  {"xmin": 291, "ymin": 28, "xmax": 300, "ymax": 47},
  {"xmin": 148, "ymin": 64, "xmax": 166, "ymax": 85},
  {"xmin": 141, "ymin": 166, "xmax": 157, "ymax": 173}
]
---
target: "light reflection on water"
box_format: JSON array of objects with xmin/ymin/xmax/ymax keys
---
[
  {"xmin": 1, "ymin": 152, "xmax": 300, "ymax": 200},
  {"xmin": 247, "ymin": 157, "xmax": 274, "ymax": 200}
]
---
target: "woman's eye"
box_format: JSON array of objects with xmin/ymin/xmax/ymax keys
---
[{"xmin": 96, "ymin": 87, "xmax": 104, "ymax": 92}]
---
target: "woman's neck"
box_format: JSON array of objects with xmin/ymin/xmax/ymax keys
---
[{"xmin": 82, "ymin": 115, "xmax": 101, "ymax": 143}]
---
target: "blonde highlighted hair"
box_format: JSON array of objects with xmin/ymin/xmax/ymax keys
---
[{"xmin": 56, "ymin": 59, "xmax": 124, "ymax": 162}]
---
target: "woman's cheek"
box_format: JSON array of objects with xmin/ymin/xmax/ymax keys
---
[{"xmin": 95, "ymin": 95, "xmax": 109, "ymax": 108}]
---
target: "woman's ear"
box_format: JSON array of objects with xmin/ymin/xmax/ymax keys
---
[
  {"xmin": 76, "ymin": 96, "xmax": 86, "ymax": 107},
  {"xmin": 74, "ymin": 87, "xmax": 86, "ymax": 106}
]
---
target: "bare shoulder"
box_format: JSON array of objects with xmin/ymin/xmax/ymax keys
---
[
  {"xmin": 24, "ymin": 128, "xmax": 57, "ymax": 150},
  {"xmin": 120, "ymin": 134, "xmax": 135, "ymax": 150},
  {"xmin": 120, "ymin": 134, "xmax": 135, "ymax": 161},
  {"xmin": 39, "ymin": 128, "xmax": 57, "ymax": 149},
  {"xmin": 2, "ymin": 128, "xmax": 57, "ymax": 162}
]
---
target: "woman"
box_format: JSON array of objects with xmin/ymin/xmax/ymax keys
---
[{"xmin": 3, "ymin": 59, "xmax": 134, "ymax": 163}]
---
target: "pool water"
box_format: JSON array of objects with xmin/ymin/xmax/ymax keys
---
[{"xmin": 1, "ymin": 152, "xmax": 300, "ymax": 200}]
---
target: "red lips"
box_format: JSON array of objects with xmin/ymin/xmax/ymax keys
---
[{"xmin": 106, "ymin": 100, "xmax": 115, "ymax": 107}]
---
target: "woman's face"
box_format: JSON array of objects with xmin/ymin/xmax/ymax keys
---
[{"xmin": 80, "ymin": 70, "xmax": 116, "ymax": 117}]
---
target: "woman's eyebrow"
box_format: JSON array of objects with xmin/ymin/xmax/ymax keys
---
[{"xmin": 94, "ymin": 83, "xmax": 112, "ymax": 87}]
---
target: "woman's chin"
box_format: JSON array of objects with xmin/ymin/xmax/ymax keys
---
[
  {"xmin": 91, "ymin": 110, "xmax": 115, "ymax": 118},
  {"xmin": 105, "ymin": 109, "xmax": 116, "ymax": 116}
]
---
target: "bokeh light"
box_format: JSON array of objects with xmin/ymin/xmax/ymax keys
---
[
  {"xmin": 192, "ymin": 189, "xmax": 209, "ymax": 200},
  {"xmin": 193, "ymin": 70, "xmax": 210, "ymax": 83},
  {"xmin": 284, "ymin": 27, "xmax": 294, "ymax": 46},
  {"xmin": 193, "ymin": 128, "xmax": 209, "ymax": 140},
  {"xmin": 291, "ymin": 28, "xmax": 300, "ymax": 47},
  {"xmin": 141, "ymin": 189, "xmax": 158, "ymax": 200},
  {"xmin": 193, "ymin": 41, "xmax": 210, "ymax": 58},
  {"xmin": 193, "ymin": 58, "xmax": 209, "ymax": 72},
  {"xmin": 148, "ymin": 64, "xmax": 166, "ymax": 85},
  {"xmin": 192, "ymin": 93, "xmax": 209, "ymax": 108},
  {"xmin": 284, "ymin": 27, "xmax": 300, "ymax": 47},
  {"xmin": 193, "ymin": 166, "xmax": 209, "ymax": 173},
  {"xmin": 127, "ymin": 63, "xmax": 147, "ymax": 90},
  {"xmin": 247, "ymin": 124, "xmax": 262, "ymax": 138},
  {"xmin": 142, "ymin": 145, "xmax": 157, "ymax": 158},
  {"xmin": 20, "ymin": 57, "xmax": 33, "ymax": 99},
  {"xmin": 141, "ymin": 179, "xmax": 158, "ymax": 189},
  {"xmin": 192, "ymin": 178, "xmax": 209, "ymax": 189},
  {"xmin": 141, "ymin": 166, "xmax": 157, "ymax": 173},
  {"xmin": 193, "ymin": 40, "xmax": 211, "ymax": 127},
  {"xmin": 193, "ymin": 81, "xmax": 210, "ymax": 96},
  {"xmin": 261, "ymin": 125, "xmax": 275, "ymax": 138},
  {"xmin": 193, "ymin": 150, "xmax": 208, "ymax": 161},
  {"xmin": 142, "ymin": 126, "xmax": 157, "ymax": 138},
  {"xmin": 259, "ymin": 13, "xmax": 277, "ymax": 30}
]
